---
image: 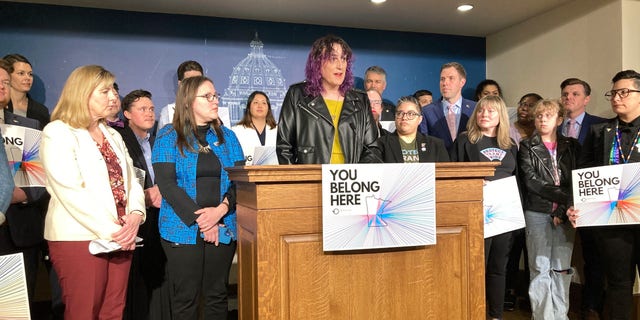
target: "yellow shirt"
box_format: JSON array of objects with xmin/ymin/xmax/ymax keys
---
[{"xmin": 325, "ymin": 98, "xmax": 345, "ymax": 164}]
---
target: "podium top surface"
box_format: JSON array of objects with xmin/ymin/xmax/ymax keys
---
[{"xmin": 227, "ymin": 162, "xmax": 497, "ymax": 183}]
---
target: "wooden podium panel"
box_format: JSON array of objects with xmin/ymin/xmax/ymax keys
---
[{"xmin": 228, "ymin": 163, "xmax": 495, "ymax": 320}]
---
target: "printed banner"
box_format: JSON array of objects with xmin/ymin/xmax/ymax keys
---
[
  {"xmin": 322, "ymin": 163, "xmax": 436, "ymax": 251},
  {"xmin": 1, "ymin": 124, "xmax": 45, "ymax": 187},
  {"xmin": 483, "ymin": 176, "xmax": 525, "ymax": 238},
  {"xmin": 573, "ymin": 163, "xmax": 640, "ymax": 227}
]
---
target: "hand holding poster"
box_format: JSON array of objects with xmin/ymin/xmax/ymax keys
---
[
  {"xmin": 482, "ymin": 176, "xmax": 525, "ymax": 238},
  {"xmin": 572, "ymin": 163, "xmax": 640, "ymax": 227},
  {"xmin": 322, "ymin": 163, "xmax": 436, "ymax": 251}
]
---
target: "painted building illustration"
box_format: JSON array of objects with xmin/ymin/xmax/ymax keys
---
[{"xmin": 223, "ymin": 34, "xmax": 287, "ymax": 125}]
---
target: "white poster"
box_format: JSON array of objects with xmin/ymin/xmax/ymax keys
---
[
  {"xmin": 322, "ymin": 163, "xmax": 436, "ymax": 251},
  {"xmin": 483, "ymin": 176, "xmax": 525, "ymax": 238},
  {"xmin": 0, "ymin": 253, "xmax": 30, "ymax": 320},
  {"xmin": 1, "ymin": 124, "xmax": 45, "ymax": 187},
  {"xmin": 573, "ymin": 163, "xmax": 640, "ymax": 227}
]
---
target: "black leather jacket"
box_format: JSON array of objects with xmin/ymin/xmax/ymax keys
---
[
  {"xmin": 277, "ymin": 82, "xmax": 382, "ymax": 164},
  {"xmin": 518, "ymin": 133, "xmax": 581, "ymax": 220}
]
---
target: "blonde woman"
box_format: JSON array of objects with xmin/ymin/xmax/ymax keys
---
[
  {"xmin": 41, "ymin": 65, "xmax": 145, "ymax": 320},
  {"xmin": 450, "ymin": 95, "xmax": 519, "ymax": 320},
  {"xmin": 518, "ymin": 99, "xmax": 579, "ymax": 319}
]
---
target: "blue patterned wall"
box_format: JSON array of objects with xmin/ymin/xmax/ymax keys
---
[{"xmin": 0, "ymin": 2, "xmax": 485, "ymax": 123}]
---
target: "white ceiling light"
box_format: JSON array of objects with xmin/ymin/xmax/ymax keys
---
[
  {"xmin": 457, "ymin": 4, "xmax": 474, "ymax": 12},
  {"xmin": 371, "ymin": 0, "xmax": 386, "ymax": 4}
]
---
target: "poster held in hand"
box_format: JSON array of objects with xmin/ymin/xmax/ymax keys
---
[{"xmin": 572, "ymin": 163, "xmax": 640, "ymax": 227}]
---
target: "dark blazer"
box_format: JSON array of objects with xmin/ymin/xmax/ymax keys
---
[
  {"xmin": 3, "ymin": 109, "xmax": 42, "ymax": 130},
  {"xmin": 379, "ymin": 100, "xmax": 396, "ymax": 121},
  {"xmin": 418, "ymin": 97, "xmax": 476, "ymax": 151},
  {"xmin": 377, "ymin": 131, "xmax": 449, "ymax": 163},
  {"xmin": 7, "ymin": 96, "xmax": 50, "ymax": 128},
  {"xmin": 579, "ymin": 117, "xmax": 640, "ymax": 168},
  {"xmin": 560, "ymin": 112, "xmax": 607, "ymax": 145},
  {"xmin": 113, "ymin": 125, "xmax": 156, "ymax": 189}
]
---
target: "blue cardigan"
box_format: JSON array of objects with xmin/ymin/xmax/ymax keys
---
[{"xmin": 152, "ymin": 125, "xmax": 244, "ymax": 244}]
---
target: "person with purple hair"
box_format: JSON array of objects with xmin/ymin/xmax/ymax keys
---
[{"xmin": 277, "ymin": 34, "xmax": 381, "ymax": 164}]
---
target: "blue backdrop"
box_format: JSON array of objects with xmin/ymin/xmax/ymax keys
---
[{"xmin": 0, "ymin": 2, "xmax": 485, "ymax": 124}]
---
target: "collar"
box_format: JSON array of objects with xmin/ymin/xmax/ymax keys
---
[
  {"xmin": 618, "ymin": 115, "xmax": 640, "ymax": 128},
  {"xmin": 443, "ymin": 97, "xmax": 463, "ymax": 112},
  {"xmin": 566, "ymin": 111, "xmax": 586, "ymax": 125},
  {"xmin": 134, "ymin": 131, "xmax": 151, "ymax": 144},
  {"xmin": 107, "ymin": 118, "xmax": 125, "ymax": 128}
]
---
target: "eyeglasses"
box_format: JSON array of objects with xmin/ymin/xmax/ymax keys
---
[
  {"xmin": 0, "ymin": 80, "xmax": 10, "ymax": 88},
  {"xmin": 197, "ymin": 93, "xmax": 221, "ymax": 102},
  {"xmin": 605, "ymin": 88, "xmax": 640, "ymax": 101},
  {"xmin": 369, "ymin": 99, "xmax": 382, "ymax": 105},
  {"xmin": 395, "ymin": 111, "xmax": 421, "ymax": 120}
]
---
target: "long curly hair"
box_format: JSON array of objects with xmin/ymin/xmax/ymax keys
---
[{"xmin": 304, "ymin": 34, "xmax": 354, "ymax": 97}]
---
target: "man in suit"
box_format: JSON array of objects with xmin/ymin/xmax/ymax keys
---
[
  {"xmin": 115, "ymin": 89, "xmax": 170, "ymax": 320},
  {"xmin": 418, "ymin": 62, "xmax": 476, "ymax": 152},
  {"xmin": 559, "ymin": 77, "xmax": 607, "ymax": 320},
  {"xmin": 560, "ymin": 78, "xmax": 606, "ymax": 144},
  {"xmin": 364, "ymin": 66, "xmax": 396, "ymax": 121},
  {"xmin": 0, "ymin": 58, "xmax": 49, "ymax": 305},
  {"xmin": 570, "ymin": 70, "xmax": 640, "ymax": 320}
]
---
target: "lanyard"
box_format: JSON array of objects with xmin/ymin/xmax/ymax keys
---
[{"xmin": 609, "ymin": 124, "xmax": 640, "ymax": 164}]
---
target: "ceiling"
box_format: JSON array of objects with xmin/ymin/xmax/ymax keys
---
[{"xmin": 7, "ymin": 0, "xmax": 573, "ymax": 37}]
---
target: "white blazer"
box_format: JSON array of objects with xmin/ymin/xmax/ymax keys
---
[
  {"xmin": 231, "ymin": 124, "xmax": 277, "ymax": 165},
  {"xmin": 41, "ymin": 120, "xmax": 146, "ymax": 241}
]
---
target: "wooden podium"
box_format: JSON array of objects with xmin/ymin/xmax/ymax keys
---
[{"xmin": 227, "ymin": 163, "xmax": 495, "ymax": 319}]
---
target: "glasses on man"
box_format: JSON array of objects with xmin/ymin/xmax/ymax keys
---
[
  {"xmin": 0, "ymin": 80, "xmax": 10, "ymax": 89},
  {"xmin": 604, "ymin": 88, "xmax": 640, "ymax": 101},
  {"xmin": 369, "ymin": 100, "xmax": 382, "ymax": 105},
  {"xmin": 197, "ymin": 93, "xmax": 221, "ymax": 102},
  {"xmin": 395, "ymin": 111, "xmax": 421, "ymax": 120}
]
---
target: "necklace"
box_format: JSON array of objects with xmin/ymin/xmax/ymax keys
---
[
  {"xmin": 197, "ymin": 142, "xmax": 212, "ymax": 153},
  {"xmin": 610, "ymin": 123, "xmax": 640, "ymax": 164}
]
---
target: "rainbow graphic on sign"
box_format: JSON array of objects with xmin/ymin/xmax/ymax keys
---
[
  {"xmin": 573, "ymin": 163, "xmax": 640, "ymax": 227},
  {"xmin": 322, "ymin": 163, "xmax": 436, "ymax": 251}
]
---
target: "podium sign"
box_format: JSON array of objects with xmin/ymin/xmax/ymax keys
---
[
  {"xmin": 321, "ymin": 163, "xmax": 436, "ymax": 251},
  {"xmin": 573, "ymin": 163, "xmax": 640, "ymax": 227}
]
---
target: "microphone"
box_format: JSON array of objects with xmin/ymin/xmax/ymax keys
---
[{"xmin": 349, "ymin": 122, "xmax": 383, "ymax": 163}]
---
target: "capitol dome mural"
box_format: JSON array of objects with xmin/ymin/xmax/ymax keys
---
[{"xmin": 223, "ymin": 34, "xmax": 288, "ymax": 125}]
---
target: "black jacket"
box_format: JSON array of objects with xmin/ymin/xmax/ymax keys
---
[
  {"xmin": 113, "ymin": 124, "xmax": 156, "ymax": 189},
  {"xmin": 518, "ymin": 133, "xmax": 581, "ymax": 220},
  {"xmin": 7, "ymin": 95, "xmax": 50, "ymax": 128},
  {"xmin": 277, "ymin": 82, "xmax": 381, "ymax": 164},
  {"xmin": 377, "ymin": 131, "xmax": 449, "ymax": 163}
]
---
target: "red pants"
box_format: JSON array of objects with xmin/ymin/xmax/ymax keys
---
[{"xmin": 48, "ymin": 241, "xmax": 132, "ymax": 320}]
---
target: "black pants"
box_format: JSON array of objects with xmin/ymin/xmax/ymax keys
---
[
  {"xmin": 595, "ymin": 226, "xmax": 640, "ymax": 320},
  {"xmin": 162, "ymin": 236, "xmax": 236, "ymax": 320},
  {"xmin": 505, "ymin": 228, "xmax": 529, "ymax": 296},
  {"xmin": 578, "ymin": 228, "xmax": 605, "ymax": 312},
  {"xmin": 485, "ymin": 232, "xmax": 513, "ymax": 319}
]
